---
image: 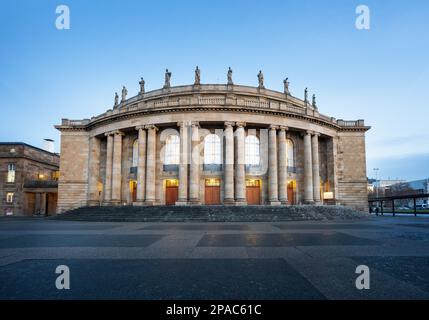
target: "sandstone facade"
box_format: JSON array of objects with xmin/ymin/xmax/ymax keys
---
[{"xmin": 56, "ymin": 83, "xmax": 370, "ymax": 213}]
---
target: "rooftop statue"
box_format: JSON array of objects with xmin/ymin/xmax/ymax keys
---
[
  {"xmin": 304, "ymin": 87, "xmax": 308, "ymax": 104},
  {"xmin": 312, "ymin": 94, "xmax": 317, "ymax": 109},
  {"xmin": 257, "ymin": 70, "xmax": 264, "ymax": 89},
  {"xmin": 164, "ymin": 69, "xmax": 172, "ymax": 88},
  {"xmin": 114, "ymin": 92, "xmax": 119, "ymax": 107},
  {"xmin": 139, "ymin": 78, "xmax": 145, "ymax": 95},
  {"xmin": 283, "ymin": 78, "xmax": 290, "ymax": 95},
  {"xmin": 194, "ymin": 66, "xmax": 201, "ymax": 85},
  {"xmin": 227, "ymin": 67, "xmax": 233, "ymax": 85},
  {"xmin": 121, "ymin": 86, "xmax": 128, "ymax": 103}
]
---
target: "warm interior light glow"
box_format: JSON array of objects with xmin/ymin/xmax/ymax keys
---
[{"xmin": 323, "ymin": 192, "xmax": 334, "ymax": 200}]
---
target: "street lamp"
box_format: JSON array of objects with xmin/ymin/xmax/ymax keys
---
[{"xmin": 373, "ymin": 168, "xmax": 379, "ymax": 198}]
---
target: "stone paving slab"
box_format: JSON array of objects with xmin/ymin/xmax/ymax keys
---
[
  {"xmin": 0, "ymin": 258, "xmax": 325, "ymax": 300},
  {"xmin": 197, "ymin": 232, "xmax": 379, "ymax": 247},
  {"xmin": 0, "ymin": 234, "xmax": 164, "ymax": 248}
]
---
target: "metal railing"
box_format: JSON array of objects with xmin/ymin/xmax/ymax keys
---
[{"xmin": 368, "ymin": 193, "xmax": 429, "ymax": 216}]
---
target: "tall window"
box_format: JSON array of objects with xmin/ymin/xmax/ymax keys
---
[
  {"xmin": 132, "ymin": 140, "xmax": 139, "ymax": 167},
  {"xmin": 165, "ymin": 135, "xmax": 180, "ymax": 165},
  {"xmin": 245, "ymin": 135, "xmax": 260, "ymax": 166},
  {"xmin": 286, "ymin": 139, "xmax": 294, "ymax": 167},
  {"xmin": 204, "ymin": 134, "xmax": 221, "ymax": 164},
  {"xmin": 7, "ymin": 164, "xmax": 15, "ymax": 183},
  {"xmin": 6, "ymin": 193, "xmax": 14, "ymax": 203}
]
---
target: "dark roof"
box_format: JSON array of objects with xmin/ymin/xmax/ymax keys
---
[{"xmin": 0, "ymin": 142, "xmax": 60, "ymax": 157}]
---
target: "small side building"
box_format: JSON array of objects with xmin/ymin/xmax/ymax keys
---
[{"xmin": 0, "ymin": 142, "xmax": 60, "ymax": 216}]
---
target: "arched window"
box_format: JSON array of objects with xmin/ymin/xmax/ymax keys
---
[
  {"xmin": 286, "ymin": 139, "xmax": 294, "ymax": 168},
  {"xmin": 245, "ymin": 135, "xmax": 260, "ymax": 166},
  {"xmin": 165, "ymin": 135, "xmax": 180, "ymax": 165},
  {"xmin": 132, "ymin": 140, "xmax": 138, "ymax": 167},
  {"xmin": 204, "ymin": 134, "xmax": 221, "ymax": 164}
]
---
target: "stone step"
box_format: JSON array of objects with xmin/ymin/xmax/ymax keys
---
[{"xmin": 53, "ymin": 205, "xmax": 367, "ymax": 222}]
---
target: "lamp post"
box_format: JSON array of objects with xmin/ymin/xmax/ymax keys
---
[{"xmin": 373, "ymin": 168, "xmax": 380, "ymax": 198}]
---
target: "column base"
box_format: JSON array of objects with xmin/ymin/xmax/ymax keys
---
[
  {"xmin": 304, "ymin": 200, "xmax": 315, "ymax": 205},
  {"xmin": 133, "ymin": 201, "xmax": 146, "ymax": 206},
  {"xmin": 87, "ymin": 200, "xmax": 100, "ymax": 206},
  {"xmin": 267, "ymin": 201, "xmax": 281, "ymax": 206},
  {"xmin": 234, "ymin": 199, "xmax": 247, "ymax": 206},
  {"xmin": 110, "ymin": 200, "xmax": 121, "ymax": 206},
  {"xmin": 223, "ymin": 198, "xmax": 236, "ymax": 205},
  {"xmin": 280, "ymin": 200, "xmax": 290, "ymax": 205},
  {"xmin": 188, "ymin": 199, "xmax": 201, "ymax": 205},
  {"xmin": 144, "ymin": 200, "xmax": 156, "ymax": 206},
  {"xmin": 175, "ymin": 201, "xmax": 189, "ymax": 206}
]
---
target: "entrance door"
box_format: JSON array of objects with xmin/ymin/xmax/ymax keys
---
[
  {"xmin": 246, "ymin": 179, "xmax": 261, "ymax": 205},
  {"xmin": 131, "ymin": 181, "xmax": 137, "ymax": 202},
  {"xmin": 205, "ymin": 179, "xmax": 221, "ymax": 205},
  {"xmin": 165, "ymin": 179, "xmax": 179, "ymax": 205},
  {"xmin": 287, "ymin": 180, "xmax": 295, "ymax": 204}
]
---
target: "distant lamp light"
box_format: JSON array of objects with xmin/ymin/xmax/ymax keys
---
[
  {"xmin": 38, "ymin": 174, "xmax": 45, "ymax": 180},
  {"xmin": 323, "ymin": 192, "xmax": 334, "ymax": 200}
]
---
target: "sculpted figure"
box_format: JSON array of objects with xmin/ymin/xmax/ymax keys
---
[
  {"xmin": 114, "ymin": 92, "xmax": 119, "ymax": 107},
  {"xmin": 257, "ymin": 70, "xmax": 264, "ymax": 88},
  {"xmin": 227, "ymin": 67, "xmax": 233, "ymax": 85},
  {"xmin": 283, "ymin": 78, "xmax": 290, "ymax": 95},
  {"xmin": 304, "ymin": 87, "xmax": 308, "ymax": 103},
  {"xmin": 312, "ymin": 94, "xmax": 317, "ymax": 109},
  {"xmin": 194, "ymin": 66, "xmax": 201, "ymax": 85},
  {"xmin": 164, "ymin": 69, "xmax": 172, "ymax": 88},
  {"xmin": 121, "ymin": 86, "xmax": 128, "ymax": 102},
  {"xmin": 139, "ymin": 78, "xmax": 145, "ymax": 95}
]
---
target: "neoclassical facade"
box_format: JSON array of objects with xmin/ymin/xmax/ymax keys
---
[{"xmin": 56, "ymin": 72, "xmax": 370, "ymax": 213}]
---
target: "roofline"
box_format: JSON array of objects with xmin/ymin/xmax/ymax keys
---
[{"xmin": 0, "ymin": 142, "xmax": 60, "ymax": 157}]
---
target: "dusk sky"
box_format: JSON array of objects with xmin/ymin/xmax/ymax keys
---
[{"xmin": 0, "ymin": 0, "xmax": 428, "ymax": 181}]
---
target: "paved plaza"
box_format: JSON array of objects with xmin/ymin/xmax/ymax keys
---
[{"xmin": 0, "ymin": 216, "xmax": 429, "ymax": 299}]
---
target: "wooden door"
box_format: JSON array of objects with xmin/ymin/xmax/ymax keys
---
[
  {"xmin": 287, "ymin": 182, "xmax": 295, "ymax": 204},
  {"xmin": 205, "ymin": 179, "xmax": 220, "ymax": 204},
  {"xmin": 205, "ymin": 186, "xmax": 220, "ymax": 204},
  {"xmin": 165, "ymin": 187, "xmax": 178, "ymax": 205},
  {"xmin": 132, "ymin": 181, "xmax": 137, "ymax": 202},
  {"xmin": 246, "ymin": 179, "xmax": 261, "ymax": 205}
]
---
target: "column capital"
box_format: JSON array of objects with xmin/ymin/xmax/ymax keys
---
[
  {"xmin": 269, "ymin": 125, "xmax": 279, "ymax": 130},
  {"xmin": 313, "ymin": 132, "xmax": 321, "ymax": 137},
  {"xmin": 224, "ymin": 121, "xmax": 235, "ymax": 128},
  {"xmin": 191, "ymin": 121, "xmax": 200, "ymax": 128},
  {"xmin": 301, "ymin": 130, "xmax": 313, "ymax": 137},
  {"xmin": 177, "ymin": 121, "xmax": 191, "ymax": 128},
  {"xmin": 145, "ymin": 124, "xmax": 158, "ymax": 131},
  {"xmin": 235, "ymin": 121, "xmax": 246, "ymax": 128},
  {"xmin": 113, "ymin": 130, "xmax": 125, "ymax": 136},
  {"xmin": 279, "ymin": 126, "xmax": 288, "ymax": 132},
  {"xmin": 135, "ymin": 125, "xmax": 146, "ymax": 131}
]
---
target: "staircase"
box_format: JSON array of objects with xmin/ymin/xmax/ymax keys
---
[{"xmin": 53, "ymin": 205, "xmax": 367, "ymax": 222}]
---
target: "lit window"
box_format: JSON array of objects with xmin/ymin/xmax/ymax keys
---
[
  {"xmin": 132, "ymin": 140, "xmax": 139, "ymax": 167},
  {"xmin": 245, "ymin": 135, "xmax": 260, "ymax": 166},
  {"xmin": 204, "ymin": 134, "xmax": 221, "ymax": 164},
  {"xmin": 286, "ymin": 139, "xmax": 294, "ymax": 167},
  {"xmin": 165, "ymin": 135, "xmax": 180, "ymax": 165},
  {"xmin": 7, "ymin": 164, "xmax": 15, "ymax": 183},
  {"xmin": 6, "ymin": 193, "xmax": 14, "ymax": 203}
]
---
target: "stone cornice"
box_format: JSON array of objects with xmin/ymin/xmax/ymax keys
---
[{"xmin": 55, "ymin": 84, "xmax": 370, "ymax": 133}]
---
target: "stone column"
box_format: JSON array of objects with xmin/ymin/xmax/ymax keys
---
[
  {"xmin": 111, "ymin": 131, "xmax": 124, "ymax": 204},
  {"xmin": 176, "ymin": 121, "xmax": 189, "ymax": 205},
  {"xmin": 303, "ymin": 131, "xmax": 314, "ymax": 204},
  {"xmin": 104, "ymin": 132, "xmax": 114, "ymax": 203},
  {"xmin": 312, "ymin": 133, "xmax": 321, "ymax": 204},
  {"xmin": 224, "ymin": 122, "xmax": 235, "ymax": 204},
  {"xmin": 88, "ymin": 136, "xmax": 101, "ymax": 206},
  {"xmin": 189, "ymin": 122, "xmax": 201, "ymax": 204},
  {"xmin": 135, "ymin": 126, "xmax": 147, "ymax": 204},
  {"xmin": 278, "ymin": 126, "xmax": 288, "ymax": 204},
  {"xmin": 267, "ymin": 125, "xmax": 281, "ymax": 205},
  {"xmin": 235, "ymin": 122, "xmax": 247, "ymax": 205},
  {"xmin": 145, "ymin": 125, "xmax": 157, "ymax": 205}
]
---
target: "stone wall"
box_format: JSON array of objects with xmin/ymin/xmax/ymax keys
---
[
  {"xmin": 336, "ymin": 131, "xmax": 368, "ymax": 211},
  {"xmin": 57, "ymin": 132, "xmax": 90, "ymax": 213}
]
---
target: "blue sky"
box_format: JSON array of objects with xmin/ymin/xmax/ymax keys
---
[{"xmin": 0, "ymin": 0, "xmax": 428, "ymax": 180}]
